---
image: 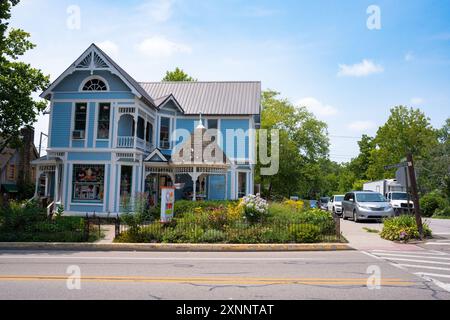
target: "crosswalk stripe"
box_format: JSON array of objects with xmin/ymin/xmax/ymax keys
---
[
  {"xmin": 375, "ymin": 257, "xmax": 450, "ymax": 265},
  {"xmin": 425, "ymin": 243, "xmax": 450, "ymax": 246},
  {"xmin": 374, "ymin": 253, "xmax": 450, "ymax": 261},
  {"xmin": 372, "ymin": 249, "xmax": 448, "ymax": 256},
  {"xmin": 397, "ymin": 264, "xmax": 450, "ymax": 272},
  {"xmin": 414, "ymin": 272, "xmax": 450, "ymax": 279},
  {"xmin": 415, "ymin": 274, "xmax": 450, "ymax": 293}
]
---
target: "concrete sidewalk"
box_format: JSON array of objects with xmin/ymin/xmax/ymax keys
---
[{"xmin": 340, "ymin": 219, "xmax": 426, "ymax": 251}]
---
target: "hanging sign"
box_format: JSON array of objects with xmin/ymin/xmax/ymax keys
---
[{"xmin": 161, "ymin": 187, "xmax": 176, "ymax": 223}]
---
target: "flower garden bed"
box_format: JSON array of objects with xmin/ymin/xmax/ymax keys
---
[{"xmin": 115, "ymin": 196, "xmax": 341, "ymax": 244}]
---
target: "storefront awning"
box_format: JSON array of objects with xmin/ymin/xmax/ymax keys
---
[{"xmin": 2, "ymin": 184, "xmax": 18, "ymax": 193}]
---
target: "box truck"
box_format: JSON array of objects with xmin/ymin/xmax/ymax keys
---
[{"xmin": 363, "ymin": 179, "xmax": 413, "ymax": 215}]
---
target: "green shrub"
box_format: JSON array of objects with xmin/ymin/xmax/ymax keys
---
[
  {"xmin": 162, "ymin": 225, "xmax": 204, "ymax": 243},
  {"xmin": 288, "ymin": 223, "xmax": 321, "ymax": 243},
  {"xmin": 260, "ymin": 228, "xmax": 291, "ymax": 243},
  {"xmin": 434, "ymin": 205, "xmax": 450, "ymax": 217},
  {"xmin": 199, "ymin": 229, "xmax": 226, "ymax": 243},
  {"xmin": 381, "ymin": 215, "xmax": 432, "ymax": 241},
  {"xmin": 420, "ymin": 191, "xmax": 447, "ymax": 217},
  {"xmin": 0, "ymin": 200, "xmax": 46, "ymax": 231},
  {"xmin": 174, "ymin": 200, "xmax": 237, "ymax": 217}
]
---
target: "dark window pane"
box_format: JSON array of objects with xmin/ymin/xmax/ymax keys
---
[
  {"xmin": 74, "ymin": 103, "xmax": 87, "ymax": 133},
  {"xmin": 97, "ymin": 103, "xmax": 110, "ymax": 139},
  {"xmin": 159, "ymin": 117, "xmax": 170, "ymax": 149}
]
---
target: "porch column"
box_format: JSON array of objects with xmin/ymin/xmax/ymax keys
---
[
  {"xmin": 54, "ymin": 166, "xmax": 59, "ymax": 203},
  {"xmin": 134, "ymin": 113, "xmax": 138, "ymax": 149},
  {"xmin": 34, "ymin": 168, "xmax": 41, "ymax": 198},
  {"xmin": 188, "ymin": 167, "xmax": 200, "ymax": 202},
  {"xmin": 45, "ymin": 175, "xmax": 49, "ymax": 197}
]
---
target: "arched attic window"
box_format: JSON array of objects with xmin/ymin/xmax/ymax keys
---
[{"xmin": 81, "ymin": 77, "xmax": 108, "ymax": 91}]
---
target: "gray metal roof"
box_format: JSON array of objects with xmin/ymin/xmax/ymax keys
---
[{"xmin": 139, "ymin": 81, "xmax": 261, "ymax": 115}]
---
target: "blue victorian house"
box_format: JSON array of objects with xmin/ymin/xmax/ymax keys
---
[{"xmin": 33, "ymin": 44, "xmax": 261, "ymax": 216}]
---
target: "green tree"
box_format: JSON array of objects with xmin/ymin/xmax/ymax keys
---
[
  {"xmin": 367, "ymin": 106, "xmax": 437, "ymax": 180},
  {"xmin": 162, "ymin": 67, "xmax": 196, "ymax": 82},
  {"xmin": 256, "ymin": 90, "xmax": 329, "ymax": 199},
  {"xmin": 416, "ymin": 118, "xmax": 450, "ymax": 197},
  {"xmin": 0, "ymin": 0, "xmax": 49, "ymax": 153}
]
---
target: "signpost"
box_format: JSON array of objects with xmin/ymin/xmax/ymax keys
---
[
  {"xmin": 384, "ymin": 156, "xmax": 423, "ymax": 239},
  {"xmin": 160, "ymin": 187, "xmax": 175, "ymax": 223}
]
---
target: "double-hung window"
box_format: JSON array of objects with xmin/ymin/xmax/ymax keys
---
[
  {"xmin": 73, "ymin": 103, "xmax": 87, "ymax": 139},
  {"xmin": 97, "ymin": 103, "xmax": 111, "ymax": 139},
  {"xmin": 159, "ymin": 117, "xmax": 171, "ymax": 149}
]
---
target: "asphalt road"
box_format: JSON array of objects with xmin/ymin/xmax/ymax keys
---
[{"xmin": 1, "ymin": 250, "xmax": 449, "ymax": 300}]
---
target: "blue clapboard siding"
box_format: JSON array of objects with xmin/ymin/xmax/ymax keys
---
[
  {"xmin": 67, "ymin": 152, "xmax": 111, "ymax": 161},
  {"xmin": 50, "ymin": 102, "xmax": 72, "ymax": 148},
  {"xmin": 87, "ymin": 102, "xmax": 96, "ymax": 147},
  {"xmin": 53, "ymin": 92, "xmax": 135, "ymax": 100},
  {"xmin": 96, "ymin": 141, "xmax": 109, "ymax": 148},
  {"xmin": 208, "ymin": 175, "xmax": 226, "ymax": 200},
  {"xmin": 220, "ymin": 119, "xmax": 250, "ymax": 160},
  {"xmin": 72, "ymin": 140, "xmax": 85, "ymax": 148},
  {"xmin": 53, "ymin": 70, "xmax": 131, "ymax": 92}
]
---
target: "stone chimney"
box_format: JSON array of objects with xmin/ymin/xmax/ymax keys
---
[{"xmin": 18, "ymin": 126, "xmax": 35, "ymax": 186}]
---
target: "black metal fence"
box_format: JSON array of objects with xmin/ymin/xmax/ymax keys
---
[{"xmin": 115, "ymin": 214, "xmax": 342, "ymax": 244}]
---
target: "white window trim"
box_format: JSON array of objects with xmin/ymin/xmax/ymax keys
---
[
  {"xmin": 94, "ymin": 102, "xmax": 112, "ymax": 144},
  {"xmin": 68, "ymin": 162, "xmax": 108, "ymax": 210},
  {"xmin": 79, "ymin": 75, "xmax": 110, "ymax": 92},
  {"xmin": 236, "ymin": 170, "xmax": 251, "ymax": 199},
  {"xmin": 158, "ymin": 115, "xmax": 174, "ymax": 150},
  {"xmin": 70, "ymin": 102, "xmax": 89, "ymax": 148}
]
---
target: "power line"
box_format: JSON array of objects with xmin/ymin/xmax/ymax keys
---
[{"xmin": 329, "ymin": 135, "xmax": 362, "ymax": 140}]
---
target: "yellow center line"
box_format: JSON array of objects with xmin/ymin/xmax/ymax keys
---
[{"xmin": 0, "ymin": 275, "xmax": 415, "ymax": 286}]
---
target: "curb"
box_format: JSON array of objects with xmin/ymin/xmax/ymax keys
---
[{"xmin": 0, "ymin": 242, "xmax": 353, "ymax": 252}]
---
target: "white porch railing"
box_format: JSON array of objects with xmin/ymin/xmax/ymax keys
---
[{"xmin": 117, "ymin": 136, "xmax": 134, "ymax": 148}]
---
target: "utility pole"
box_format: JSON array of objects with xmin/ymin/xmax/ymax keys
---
[
  {"xmin": 407, "ymin": 153, "xmax": 423, "ymax": 239},
  {"xmin": 38, "ymin": 132, "xmax": 48, "ymax": 157}
]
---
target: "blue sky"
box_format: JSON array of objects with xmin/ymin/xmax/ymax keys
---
[{"xmin": 9, "ymin": 0, "xmax": 450, "ymax": 162}]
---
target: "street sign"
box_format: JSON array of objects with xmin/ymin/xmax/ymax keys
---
[{"xmin": 384, "ymin": 162, "xmax": 410, "ymax": 170}]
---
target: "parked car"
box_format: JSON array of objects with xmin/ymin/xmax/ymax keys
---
[
  {"xmin": 310, "ymin": 200, "xmax": 318, "ymax": 209},
  {"xmin": 342, "ymin": 191, "xmax": 394, "ymax": 222},
  {"xmin": 328, "ymin": 195, "xmax": 345, "ymax": 215},
  {"xmin": 318, "ymin": 197, "xmax": 330, "ymax": 210}
]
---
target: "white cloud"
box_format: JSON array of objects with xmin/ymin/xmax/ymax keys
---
[
  {"xmin": 338, "ymin": 59, "xmax": 384, "ymax": 77},
  {"xmin": 136, "ymin": 36, "xmax": 192, "ymax": 58},
  {"xmin": 139, "ymin": 0, "xmax": 174, "ymax": 23},
  {"xmin": 405, "ymin": 52, "xmax": 414, "ymax": 62},
  {"xmin": 410, "ymin": 97, "xmax": 424, "ymax": 105},
  {"xmin": 348, "ymin": 121, "xmax": 376, "ymax": 132},
  {"xmin": 297, "ymin": 97, "xmax": 338, "ymax": 117},
  {"xmin": 97, "ymin": 40, "xmax": 119, "ymax": 59}
]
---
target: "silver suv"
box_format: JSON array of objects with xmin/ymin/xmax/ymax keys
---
[{"xmin": 342, "ymin": 191, "xmax": 394, "ymax": 222}]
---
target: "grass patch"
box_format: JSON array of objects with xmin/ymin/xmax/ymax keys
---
[{"xmin": 363, "ymin": 227, "xmax": 380, "ymax": 234}]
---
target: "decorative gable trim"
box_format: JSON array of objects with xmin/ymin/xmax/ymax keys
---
[
  {"xmin": 40, "ymin": 44, "xmax": 153, "ymax": 108},
  {"xmin": 156, "ymin": 94, "xmax": 185, "ymax": 114},
  {"xmin": 144, "ymin": 149, "xmax": 168, "ymax": 162}
]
